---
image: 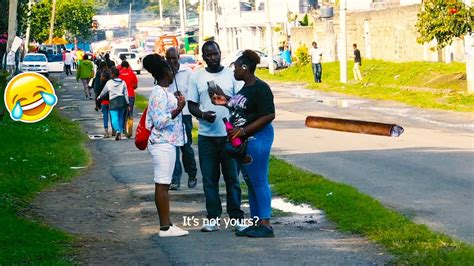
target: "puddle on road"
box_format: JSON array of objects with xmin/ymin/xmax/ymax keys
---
[
  {"xmin": 58, "ymin": 105, "xmax": 79, "ymax": 110},
  {"xmin": 72, "ymin": 117, "xmax": 102, "ymax": 122},
  {"xmin": 271, "ymin": 197, "xmax": 321, "ymax": 214},
  {"xmin": 88, "ymin": 135, "xmax": 105, "ymax": 140}
]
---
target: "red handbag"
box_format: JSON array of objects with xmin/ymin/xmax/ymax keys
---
[{"xmin": 135, "ymin": 106, "xmax": 152, "ymax": 150}]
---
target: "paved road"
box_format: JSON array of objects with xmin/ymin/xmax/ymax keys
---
[{"xmin": 136, "ymin": 72, "xmax": 474, "ymax": 244}]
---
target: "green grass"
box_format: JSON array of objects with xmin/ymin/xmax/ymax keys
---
[
  {"xmin": 0, "ymin": 102, "xmax": 90, "ymax": 263},
  {"xmin": 257, "ymin": 60, "xmax": 473, "ymax": 112},
  {"xmin": 269, "ymin": 156, "xmax": 474, "ymax": 264}
]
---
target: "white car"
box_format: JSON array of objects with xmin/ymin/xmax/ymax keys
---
[
  {"xmin": 110, "ymin": 47, "xmax": 130, "ymax": 63},
  {"xmin": 222, "ymin": 50, "xmax": 284, "ymax": 70},
  {"xmin": 21, "ymin": 53, "xmax": 49, "ymax": 76},
  {"xmin": 117, "ymin": 52, "xmax": 143, "ymax": 74}
]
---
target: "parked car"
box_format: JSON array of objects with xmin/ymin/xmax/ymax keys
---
[
  {"xmin": 222, "ymin": 50, "xmax": 284, "ymax": 70},
  {"xmin": 21, "ymin": 53, "xmax": 49, "ymax": 76},
  {"xmin": 117, "ymin": 52, "xmax": 143, "ymax": 74},
  {"xmin": 179, "ymin": 55, "xmax": 201, "ymax": 71},
  {"xmin": 37, "ymin": 44, "xmax": 64, "ymax": 73}
]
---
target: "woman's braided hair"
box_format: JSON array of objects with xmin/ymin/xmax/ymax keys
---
[
  {"xmin": 142, "ymin": 53, "xmax": 171, "ymax": 81},
  {"xmin": 236, "ymin": 49, "xmax": 260, "ymax": 72}
]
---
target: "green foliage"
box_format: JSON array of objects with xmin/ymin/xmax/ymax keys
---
[
  {"xmin": 416, "ymin": 0, "xmax": 473, "ymax": 49},
  {"xmin": 145, "ymin": 0, "xmax": 179, "ymax": 17},
  {"xmin": 269, "ymin": 156, "xmax": 474, "ymax": 264},
  {"xmin": 256, "ymin": 60, "xmax": 473, "ymax": 112},
  {"xmin": 24, "ymin": 0, "xmax": 96, "ymax": 43},
  {"xmin": 300, "ymin": 13, "xmax": 309, "ymax": 26},
  {"xmin": 294, "ymin": 44, "xmax": 310, "ymax": 66}
]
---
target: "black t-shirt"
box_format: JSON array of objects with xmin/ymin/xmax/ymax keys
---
[
  {"xmin": 354, "ymin": 48, "xmax": 361, "ymax": 64},
  {"xmin": 228, "ymin": 79, "xmax": 275, "ymax": 128}
]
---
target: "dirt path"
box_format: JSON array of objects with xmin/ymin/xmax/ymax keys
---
[{"xmin": 31, "ymin": 76, "xmax": 391, "ymax": 265}]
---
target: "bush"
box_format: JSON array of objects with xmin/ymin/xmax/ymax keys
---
[
  {"xmin": 0, "ymin": 69, "xmax": 9, "ymax": 120},
  {"xmin": 295, "ymin": 44, "xmax": 310, "ymax": 66}
]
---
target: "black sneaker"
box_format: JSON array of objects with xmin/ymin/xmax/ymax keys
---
[
  {"xmin": 169, "ymin": 183, "xmax": 180, "ymax": 190},
  {"xmin": 188, "ymin": 176, "xmax": 197, "ymax": 188},
  {"xmin": 246, "ymin": 225, "xmax": 274, "ymax": 238},
  {"xmin": 235, "ymin": 225, "xmax": 256, "ymax": 237}
]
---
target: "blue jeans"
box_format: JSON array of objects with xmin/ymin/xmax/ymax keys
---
[
  {"xmin": 110, "ymin": 108, "xmax": 126, "ymax": 133},
  {"xmin": 101, "ymin": 104, "xmax": 112, "ymax": 129},
  {"xmin": 312, "ymin": 63, "xmax": 322, "ymax": 83},
  {"xmin": 128, "ymin": 96, "xmax": 135, "ymax": 117},
  {"xmin": 172, "ymin": 115, "xmax": 197, "ymax": 184},
  {"xmin": 242, "ymin": 124, "xmax": 274, "ymax": 220},
  {"xmin": 198, "ymin": 135, "xmax": 244, "ymax": 219}
]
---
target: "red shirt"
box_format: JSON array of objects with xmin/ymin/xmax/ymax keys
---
[{"xmin": 118, "ymin": 68, "xmax": 138, "ymax": 97}]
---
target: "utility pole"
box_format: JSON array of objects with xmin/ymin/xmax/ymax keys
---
[
  {"xmin": 198, "ymin": 0, "xmax": 204, "ymax": 56},
  {"xmin": 464, "ymin": 0, "xmax": 473, "ymax": 94},
  {"xmin": 128, "ymin": 2, "xmax": 132, "ymax": 38},
  {"xmin": 159, "ymin": 0, "xmax": 163, "ymax": 29},
  {"xmin": 7, "ymin": 0, "xmax": 18, "ymax": 52},
  {"xmin": 48, "ymin": 0, "xmax": 57, "ymax": 44},
  {"xmin": 339, "ymin": 0, "xmax": 347, "ymax": 83},
  {"xmin": 265, "ymin": 0, "xmax": 274, "ymax": 74},
  {"xmin": 179, "ymin": 0, "xmax": 185, "ymax": 38},
  {"xmin": 24, "ymin": 0, "xmax": 33, "ymax": 53}
]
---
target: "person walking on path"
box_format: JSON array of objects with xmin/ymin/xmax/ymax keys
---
[
  {"xmin": 143, "ymin": 53, "xmax": 189, "ymax": 238},
  {"xmin": 353, "ymin": 43, "xmax": 363, "ymax": 81},
  {"xmin": 165, "ymin": 47, "xmax": 198, "ymax": 190},
  {"xmin": 210, "ymin": 50, "xmax": 276, "ymax": 238},
  {"xmin": 104, "ymin": 53, "xmax": 116, "ymax": 69},
  {"xmin": 118, "ymin": 61, "xmax": 138, "ymax": 117},
  {"xmin": 310, "ymin": 42, "xmax": 323, "ymax": 83},
  {"xmin": 64, "ymin": 50, "xmax": 73, "ymax": 76},
  {"xmin": 97, "ymin": 67, "xmax": 129, "ymax": 140},
  {"xmin": 6, "ymin": 50, "xmax": 15, "ymax": 77},
  {"xmin": 76, "ymin": 54, "xmax": 95, "ymax": 99},
  {"xmin": 187, "ymin": 41, "xmax": 246, "ymax": 232},
  {"xmin": 95, "ymin": 62, "xmax": 113, "ymax": 137}
]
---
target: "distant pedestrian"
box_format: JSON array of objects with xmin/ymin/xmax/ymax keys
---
[
  {"xmin": 95, "ymin": 62, "xmax": 113, "ymax": 137},
  {"xmin": 104, "ymin": 53, "xmax": 115, "ymax": 69},
  {"xmin": 353, "ymin": 43, "xmax": 363, "ymax": 81},
  {"xmin": 6, "ymin": 50, "xmax": 15, "ymax": 77},
  {"xmin": 165, "ymin": 47, "xmax": 198, "ymax": 190},
  {"xmin": 64, "ymin": 50, "xmax": 73, "ymax": 76},
  {"xmin": 310, "ymin": 42, "xmax": 323, "ymax": 83},
  {"xmin": 76, "ymin": 54, "xmax": 95, "ymax": 99},
  {"xmin": 142, "ymin": 53, "xmax": 189, "ymax": 237},
  {"xmin": 118, "ymin": 61, "xmax": 138, "ymax": 116}
]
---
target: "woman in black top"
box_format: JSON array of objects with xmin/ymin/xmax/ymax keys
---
[{"xmin": 211, "ymin": 50, "xmax": 276, "ymax": 238}]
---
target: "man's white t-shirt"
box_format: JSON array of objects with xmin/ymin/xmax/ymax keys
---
[
  {"xmin": 64, "ymin": 53, "xmax": 73, "ymax": 65},
  {"xmin": 311, "ymin": 47, "xmax": 323, "ymax": 64},
  {"xmin": 168, "ymin": 64, "xmax": 192, "ymax": 115},
  {"xmin": 187, "ymin": 67, "xmax": 244, "ymax": 137}
]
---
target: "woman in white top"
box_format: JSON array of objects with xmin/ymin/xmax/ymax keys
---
[
  {"xmin": 142, "ymin": 53, "xmax": 188, "ymax": 237},
  {"xmin": 97, "ymin": 67, "xmax": 129, "ymax": 140}
]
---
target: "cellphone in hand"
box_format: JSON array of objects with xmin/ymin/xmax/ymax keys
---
[{"xmin": 207, "ymin": 80, "xmax": 217, "ymax": 93}]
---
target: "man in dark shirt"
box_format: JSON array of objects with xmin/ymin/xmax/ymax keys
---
[{"xmin": 353, "ymin": 43, "xmax": 363, "ymax": 81}]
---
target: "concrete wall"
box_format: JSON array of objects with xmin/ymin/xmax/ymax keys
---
[{"xmin": 290, "ymin": 4, "xmax": 466, "ymax": 63}]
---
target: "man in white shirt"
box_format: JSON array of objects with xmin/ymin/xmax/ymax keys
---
[
  {"xmin": 187, "ymin": 41, "xmax": 245, "ymax": 232},
  {"xmin": 64, "ymin": 50, "xmax": 73, "ymax": 76},
  {"xmin": 310, "ymin": 41, "xmax": 323, "ymax": 83},
  {"xmin": 165, "ymin": 47, "xmax": 198, "ymax": 190}
]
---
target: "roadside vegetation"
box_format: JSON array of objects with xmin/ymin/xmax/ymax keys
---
[
  {"xmin": 0, "ymin": 73, "xmax": 90, "ymax": 264},
  {"xmin": 257, "ymin": 59, "xmax": 473, "ymax": 112},
  {"xmin": 269, "ymin": 156, "xmax": 474, "ymax": 264}
]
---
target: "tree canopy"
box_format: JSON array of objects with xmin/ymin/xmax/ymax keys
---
[
  {"xmin": 416, "ymin": 0, "xmax": 473, "ymax": 49},
  {"xmin": 23, "ymin": 0, "xmax": 96, "ymax": 43}
]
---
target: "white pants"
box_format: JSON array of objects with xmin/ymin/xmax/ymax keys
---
[
  {"xmin": 353, "ymin": 62, "xmax": 363, "ymax": 80},
  {"xmin": 148, "ymin": 142, "xmax": 176, "ymax": 184}
]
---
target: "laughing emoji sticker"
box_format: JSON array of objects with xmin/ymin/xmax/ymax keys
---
[{"xmin": 4, "ymin": 72, "xmax": 58, "ymax": 123}]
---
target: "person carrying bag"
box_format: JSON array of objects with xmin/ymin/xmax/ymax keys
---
[{"xmin": 97, "ymin": 67, "xmax": 129, "ymax": 140}]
